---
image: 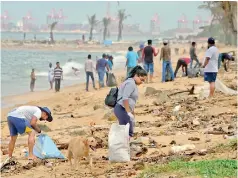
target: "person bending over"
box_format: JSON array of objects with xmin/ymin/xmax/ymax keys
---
[
  {"xmin": 174, "ymin": 57, "xmax": 191, "ymax": 77},
  {"xmin": 114, "ymin": 66, "xmax": 147, "ymax": 138}
]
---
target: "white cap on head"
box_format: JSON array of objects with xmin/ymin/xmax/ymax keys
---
[{"xmin": 163, "ymin": 40, "xmax": 168, "ymax": 43}]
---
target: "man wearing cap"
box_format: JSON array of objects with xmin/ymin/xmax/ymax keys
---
[
  {"xmin": 160, "ymin": 40, "xmax": 174, "ymax": 82},
  {"xmin": 7, "ymin": 106, "xmax": 53, "ymax": 162},
  {"xmin": 202, "ymin": 37, "xmax": 219, "ymax": 97}
]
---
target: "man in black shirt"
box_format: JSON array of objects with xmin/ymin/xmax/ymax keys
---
[{"xmin": 142, "ymin": 40, "xmax": 159, "ymax": 83}]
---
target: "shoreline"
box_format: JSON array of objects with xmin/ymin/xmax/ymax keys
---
[{"xmin": 1, "ymin": 68, "xmax": 125, "ymax": 109}]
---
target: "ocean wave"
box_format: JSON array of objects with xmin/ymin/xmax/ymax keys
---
[{"xmin": 37, "ymin": 61, "xmax": 84, "ymax": 76}]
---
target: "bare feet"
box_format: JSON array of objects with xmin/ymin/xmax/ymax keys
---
[{"xmin": 28, "ymin": 155, "xmax": 37, "ymax": 161}]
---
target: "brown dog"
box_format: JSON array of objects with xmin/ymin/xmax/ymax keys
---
[{"xmin": 68, "ymin": 136, "xmax": 97, "ymax": 169}]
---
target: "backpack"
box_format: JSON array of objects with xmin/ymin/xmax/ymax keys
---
[{"xmin": 105, "ymin": 88, "xmax": 122, "ymax": 108}]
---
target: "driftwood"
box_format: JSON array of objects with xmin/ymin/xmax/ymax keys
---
[
  {"xmin": 204, "ymin": 131, "xmax": 227, "ymax": 135},
  {"xmin": 168, "ymin": 86, "xmax": 195, "ymax": 97}
]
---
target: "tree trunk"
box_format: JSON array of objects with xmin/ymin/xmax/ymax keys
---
[
  {"xmin": 117, "ymin": 21, "xmax": 122, "ymax": 41},
  {"xmin": 89, "ymin": 27, "xmax": 93, "ymax": 41},
  {"xmin": 50, "ymin": 31, "xmax": 54, "ymax": 44},
  {"xmin": 103, "ymin": 27, "xmax": 107, "ymax": 41},
  {"xmin": 107, "ymin": 29, "xmax": 110, "ymax": 38}
]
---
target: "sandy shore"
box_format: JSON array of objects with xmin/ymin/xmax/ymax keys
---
[{"xmin": 1, "ymin": 44, "xmax": 237, "ymax": 177}]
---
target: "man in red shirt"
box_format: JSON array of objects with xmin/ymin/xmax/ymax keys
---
[{"xmin": 174, "ymin": 57, "xmax": 191, "ymax": 77}]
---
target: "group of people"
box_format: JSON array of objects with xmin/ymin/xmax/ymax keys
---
[
  {"xmin": 30, "ymin": 62, "xmax": 63, "ymax": 92},
  {"xmin": 84, "ymin": 53, "xmax": 114, "ymax": 91},
  {"xmin": 115, "ymin": 37, "xmax": 230, "ymax": 138},
  {"xmin": 125, "ymin": 39, "xmax": 174, "ymax": 83},
  {"xmin": 10, "ymin": 36, "xmax": 232, "ymax": 166}
]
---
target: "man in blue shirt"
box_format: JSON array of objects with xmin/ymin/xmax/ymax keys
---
[
  {"xmin": 126, "ymin": 46, "xmax": 139, "ymax": 77},
  {"xmin": 96, "ymin": 53, "xmax": 109, "ymax": 88}
]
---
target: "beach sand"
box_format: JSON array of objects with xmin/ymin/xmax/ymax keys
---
[{"xmin": 1, "ymin": 44, "xmax": 237, "ymax": 177}]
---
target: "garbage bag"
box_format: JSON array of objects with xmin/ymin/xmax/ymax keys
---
[
  {"xmin": 165, "ymin": 64, "xmax": 172, "ymax": 82},
  {"xmin": 107, "ymin": 72, "xmax": 117, "ymax": 87},
  {"xmin": 199, "ymin": 68, "xmax": 204, "ymax": 76},
  {"xmin": 215, "ymin": 79, "xmax": 237, "ymax": 95},
  {"xmin": 108, "ymin": 123, "xmax": 130, "ymax": 162},
  {"xmin": 187, "ymin": 68, "xmax": 199, "ymax": 78},
  {"xmin": 197, "ymin": 79, "xmax": 237, "ymax": 98},
  {"xmin": 33, "ymin": 134, "xmax": 65, "ymax": 159}
]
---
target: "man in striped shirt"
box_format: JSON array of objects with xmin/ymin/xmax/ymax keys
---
[{"xmin": 54, "ymin": 62, "xmax": 63, "ymax": 92}]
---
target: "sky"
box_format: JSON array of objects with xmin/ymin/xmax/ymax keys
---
[{"xmin": 1, "ymin": 1, "xmax": 211, "ymax": 31}]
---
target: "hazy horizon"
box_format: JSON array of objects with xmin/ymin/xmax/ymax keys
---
[{"xmin": 1, "ymin": 1, "xmax": 211, "ymax": 31}]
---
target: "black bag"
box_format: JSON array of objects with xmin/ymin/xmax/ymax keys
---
[
  {"xmin": 107, "ymin": 72, "xmax": 117, "ymax": 87},
  {"xmin": 105, "ymin": 87, "xmax": 121, "ymax": 108},
  {"xmin": 165, "ymin": 63, "xmax": 172, "ymax": 82}
]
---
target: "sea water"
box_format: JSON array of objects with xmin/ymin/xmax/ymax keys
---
[{"xmin": 1, "ymin": 49, "xmax": 126, "ymax": 98}]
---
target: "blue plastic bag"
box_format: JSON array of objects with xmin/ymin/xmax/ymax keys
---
[
  {"xmin": 104, "ymin": 40, "xmax": 112, "ymax": 46},
  {"xmin": 33, "ymin": 134, "xmax": 65, "ymax": 159}
]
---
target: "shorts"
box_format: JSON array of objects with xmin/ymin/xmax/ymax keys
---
[
  {"xmin": 204, "ymin": 72, "xmax": 217, "ymax": 83},
  {"xmin": 7, "ymin": 116, "xmax": 32, "ymax": 136},
  {"xmin": 144, "ymin": 63, "xmax": 154, "ymax": 74}
]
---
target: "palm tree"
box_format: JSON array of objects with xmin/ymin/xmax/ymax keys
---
[
  {"xmin": 117, "ymin": 9, "xmax": 131, "ymax": 41},
  {"xmin": 87, "ymin": 14, "xmax": 98, "ymax": 41},
  {"xmin": 198, "ymin": 1, "xmax": 236, "ymax": 45},
  {"xmin": 49, "ymin": 21, "xmax": 58, "ymax": 44},
  {"xmin": 102, "ymin": 17, "xmax": 111, "ymax": 41},
  {"xmin": 220, "ymin": 1, "xmax": 237, "ymax": 33}
]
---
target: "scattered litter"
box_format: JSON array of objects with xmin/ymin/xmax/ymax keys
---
[
  {"xmin": 170, "ymin": 140, "xmax": 176, "ymax": 145},
  {"xmin": 170, "ymin": 144, "xmax": 196, "ymax": 154},
  {"xmin": 192, "ymin": 118, "xmax": 200, "ymax": 126},
  {"xmin": 198, "ymin": 149, "xmax": 207, "ymax": 156},
  {"xmin": 188, "ymin": 137, "xmax": 200, "ymax": 141}
]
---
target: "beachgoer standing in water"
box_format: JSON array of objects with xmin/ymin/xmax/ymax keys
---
[
  {"xmin": 54, "ymin": 62, "xmax": 63, "ymax": 92},
  {"xmin": 126, "ymin": 46, "xmax": 139, "ymax": 77},
  {"xmin": 85, "ymin": 54, "xmax": 96, "ymax": 91},
  {"xmin": 30, "ymin": 69, "xmax": 36, "ymax": 92},
  {"xmin": 160, "ymin": 40, "xmax": 174, "ymax": 82},
  {"xmin": 202, "ymin": 37, "xmax": 219, "ymax": 97},
  {"xmin": 142, "ymin": 40, "xmax": 159, "ymax": 83},
  {"xmin": 6, "ymin": 105, "xmax": 53, "ymax": 163},
  {"xmin": 96, "ymin": 54, "xmax": 109, "ymax": 88},
  {"xmin": 48, "ymin": 63, "xmax": 54, "ymax": 90},
  {"xmin": 72, "ymin": 67, "xmax": 80, "ymax": 76},
  {"xmin": 114, "ymin": 66, "xmax": 147, "ymax": 138}
]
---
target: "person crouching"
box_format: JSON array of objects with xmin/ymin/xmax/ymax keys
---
[
  {"xmin": 7, "ymin": 106, "xmax": 53, "ymax": 163},
  {"xmin": 114, "ymin": 66, "xmax": 147, "ymax": 138},
  {"xmin": 174, "ymin": 57, "xmax": 191, "ymax": 77}
]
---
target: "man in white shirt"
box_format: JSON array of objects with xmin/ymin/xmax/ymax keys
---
[
  {"xmin": 202, "ymin": 37, "xmax": 219, "ymax": 97},
  {"xmin": 7, "ymin": 106, "xmax": 53, "ymax": 162},
  {"xmin": 85, "ymin": 54, "xmax": 96, "ymax": 91}
]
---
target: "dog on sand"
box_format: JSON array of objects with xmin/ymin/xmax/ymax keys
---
[{"xmin": 68, "ymin": 136, "xmax": 97, "ymax": 169}]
